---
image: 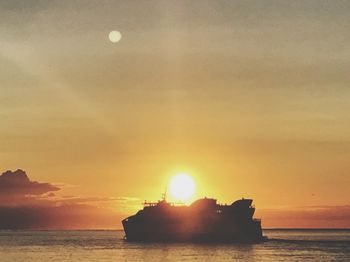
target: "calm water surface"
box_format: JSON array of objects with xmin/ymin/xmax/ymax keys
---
[{"xmin": 0, "ymin": 229, "xmax": 349, "ymax": 261}]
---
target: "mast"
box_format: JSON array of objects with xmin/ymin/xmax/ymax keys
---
[{"xmin": 161, "ymin": 188, "xmax": 167, "ymax": 202}]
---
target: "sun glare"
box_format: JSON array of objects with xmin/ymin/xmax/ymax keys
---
[{"xmin": 169, "ymin": 173, "xmax": 196, "ymax": 204}]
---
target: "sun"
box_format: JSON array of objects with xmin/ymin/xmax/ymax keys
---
[
  {"xmin": 168, "ymin": 173, "xmax": 196, "ymax": 204},
  {"xmin": 108, "ymin": 30, "xmax": 122, "ymax": 43}
]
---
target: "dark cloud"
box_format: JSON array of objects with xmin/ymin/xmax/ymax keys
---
[
  {"xmin": 0, "ymin": 169, "xmax": 134, "ymax": 229},
  {"xmin": 0, "ymin": 169, "xmax": 60, "ymax": 197}
]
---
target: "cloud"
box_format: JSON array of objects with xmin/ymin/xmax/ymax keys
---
[
  {"xmin": 0, "ymin": 204, "xmax": 124, "ymax": 230},
  {"xmin": 257, "ymin": 205, "xmax": 350, "ymax": 228},
  {"xmin": 57, "ymin": 196, "xmax": 139, "ymax": 204},
  {"xmin": 0, "ymin": 169, "xmax": 134, "ymax": 229},
  {"xmin": 0, "ymin": 204, "xmax": 123, "ymax": 230},
  {"xmin": 0, "ymin": 169, "xmax": 60, "ymax": 198}
]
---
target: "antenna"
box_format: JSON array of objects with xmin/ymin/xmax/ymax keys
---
[{"xmin": 161, "ymin": 187, "xmax": 167, "ymax": 201}]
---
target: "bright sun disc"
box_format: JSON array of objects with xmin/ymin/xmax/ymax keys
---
[
  {"xmin": 108, "ymin": 30, "xmax": 122, "ymax": 43},
  {"xmin": 169, "ymin": 173, "xmax": 196, "ymax": 203}
]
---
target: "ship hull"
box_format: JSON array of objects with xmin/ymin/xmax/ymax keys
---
[{"xmin": 122, "ymin": 217, "xmax": 265, "ymax": 243}]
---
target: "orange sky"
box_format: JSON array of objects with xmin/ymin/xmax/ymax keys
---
[{"xmin": 1, "ymin": 1, "xmax": 350, "ymax": 228}]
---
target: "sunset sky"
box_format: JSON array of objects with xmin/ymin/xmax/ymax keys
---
[{"xmin": 1, "ymin": 0, "xmax": 350, "ymax": 228}]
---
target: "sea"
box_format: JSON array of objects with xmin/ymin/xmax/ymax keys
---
[{"xmin": 0, "ymin": 229, "xmax": 349, "ymax": 261}]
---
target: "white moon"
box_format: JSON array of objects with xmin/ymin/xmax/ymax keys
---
[{"xmin": 108, "ymin": 31, "xmax": 122, "ymax": 43}]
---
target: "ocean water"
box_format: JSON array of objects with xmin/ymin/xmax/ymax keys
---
[{"xmin": 0, "ymin": 229, "xmax": 349, "ymax": 261}]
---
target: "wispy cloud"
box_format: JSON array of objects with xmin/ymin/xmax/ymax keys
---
[{"xmin": 258, "ymin": 205, "xmax": 350, "ymax": 228}]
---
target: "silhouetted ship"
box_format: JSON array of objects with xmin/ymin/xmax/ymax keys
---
[{"xmin": 122, "ymin": 196, "xmax": 265, "ymax": 242}]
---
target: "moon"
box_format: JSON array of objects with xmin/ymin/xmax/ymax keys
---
[{"xmin": 108, "ymin": 31, "xmax": 122, "ymax": 43}]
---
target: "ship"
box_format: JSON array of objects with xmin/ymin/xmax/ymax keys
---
[{"xmin": 122, "ymin": 196, "xmax": 265, "ymax": 242}]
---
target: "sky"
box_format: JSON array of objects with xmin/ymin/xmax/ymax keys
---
[{"xmin": 1, "ymin": 0, "xmax": 350, "ymax": 228}]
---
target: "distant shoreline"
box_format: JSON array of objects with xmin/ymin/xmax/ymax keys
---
[
  {"xmin": 263, "ymin": 228, "xmax": 350, "ymax": 230},
  {"xmin": 1, "ymin": 228, "xmax": 350, "ymax": 231}
]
